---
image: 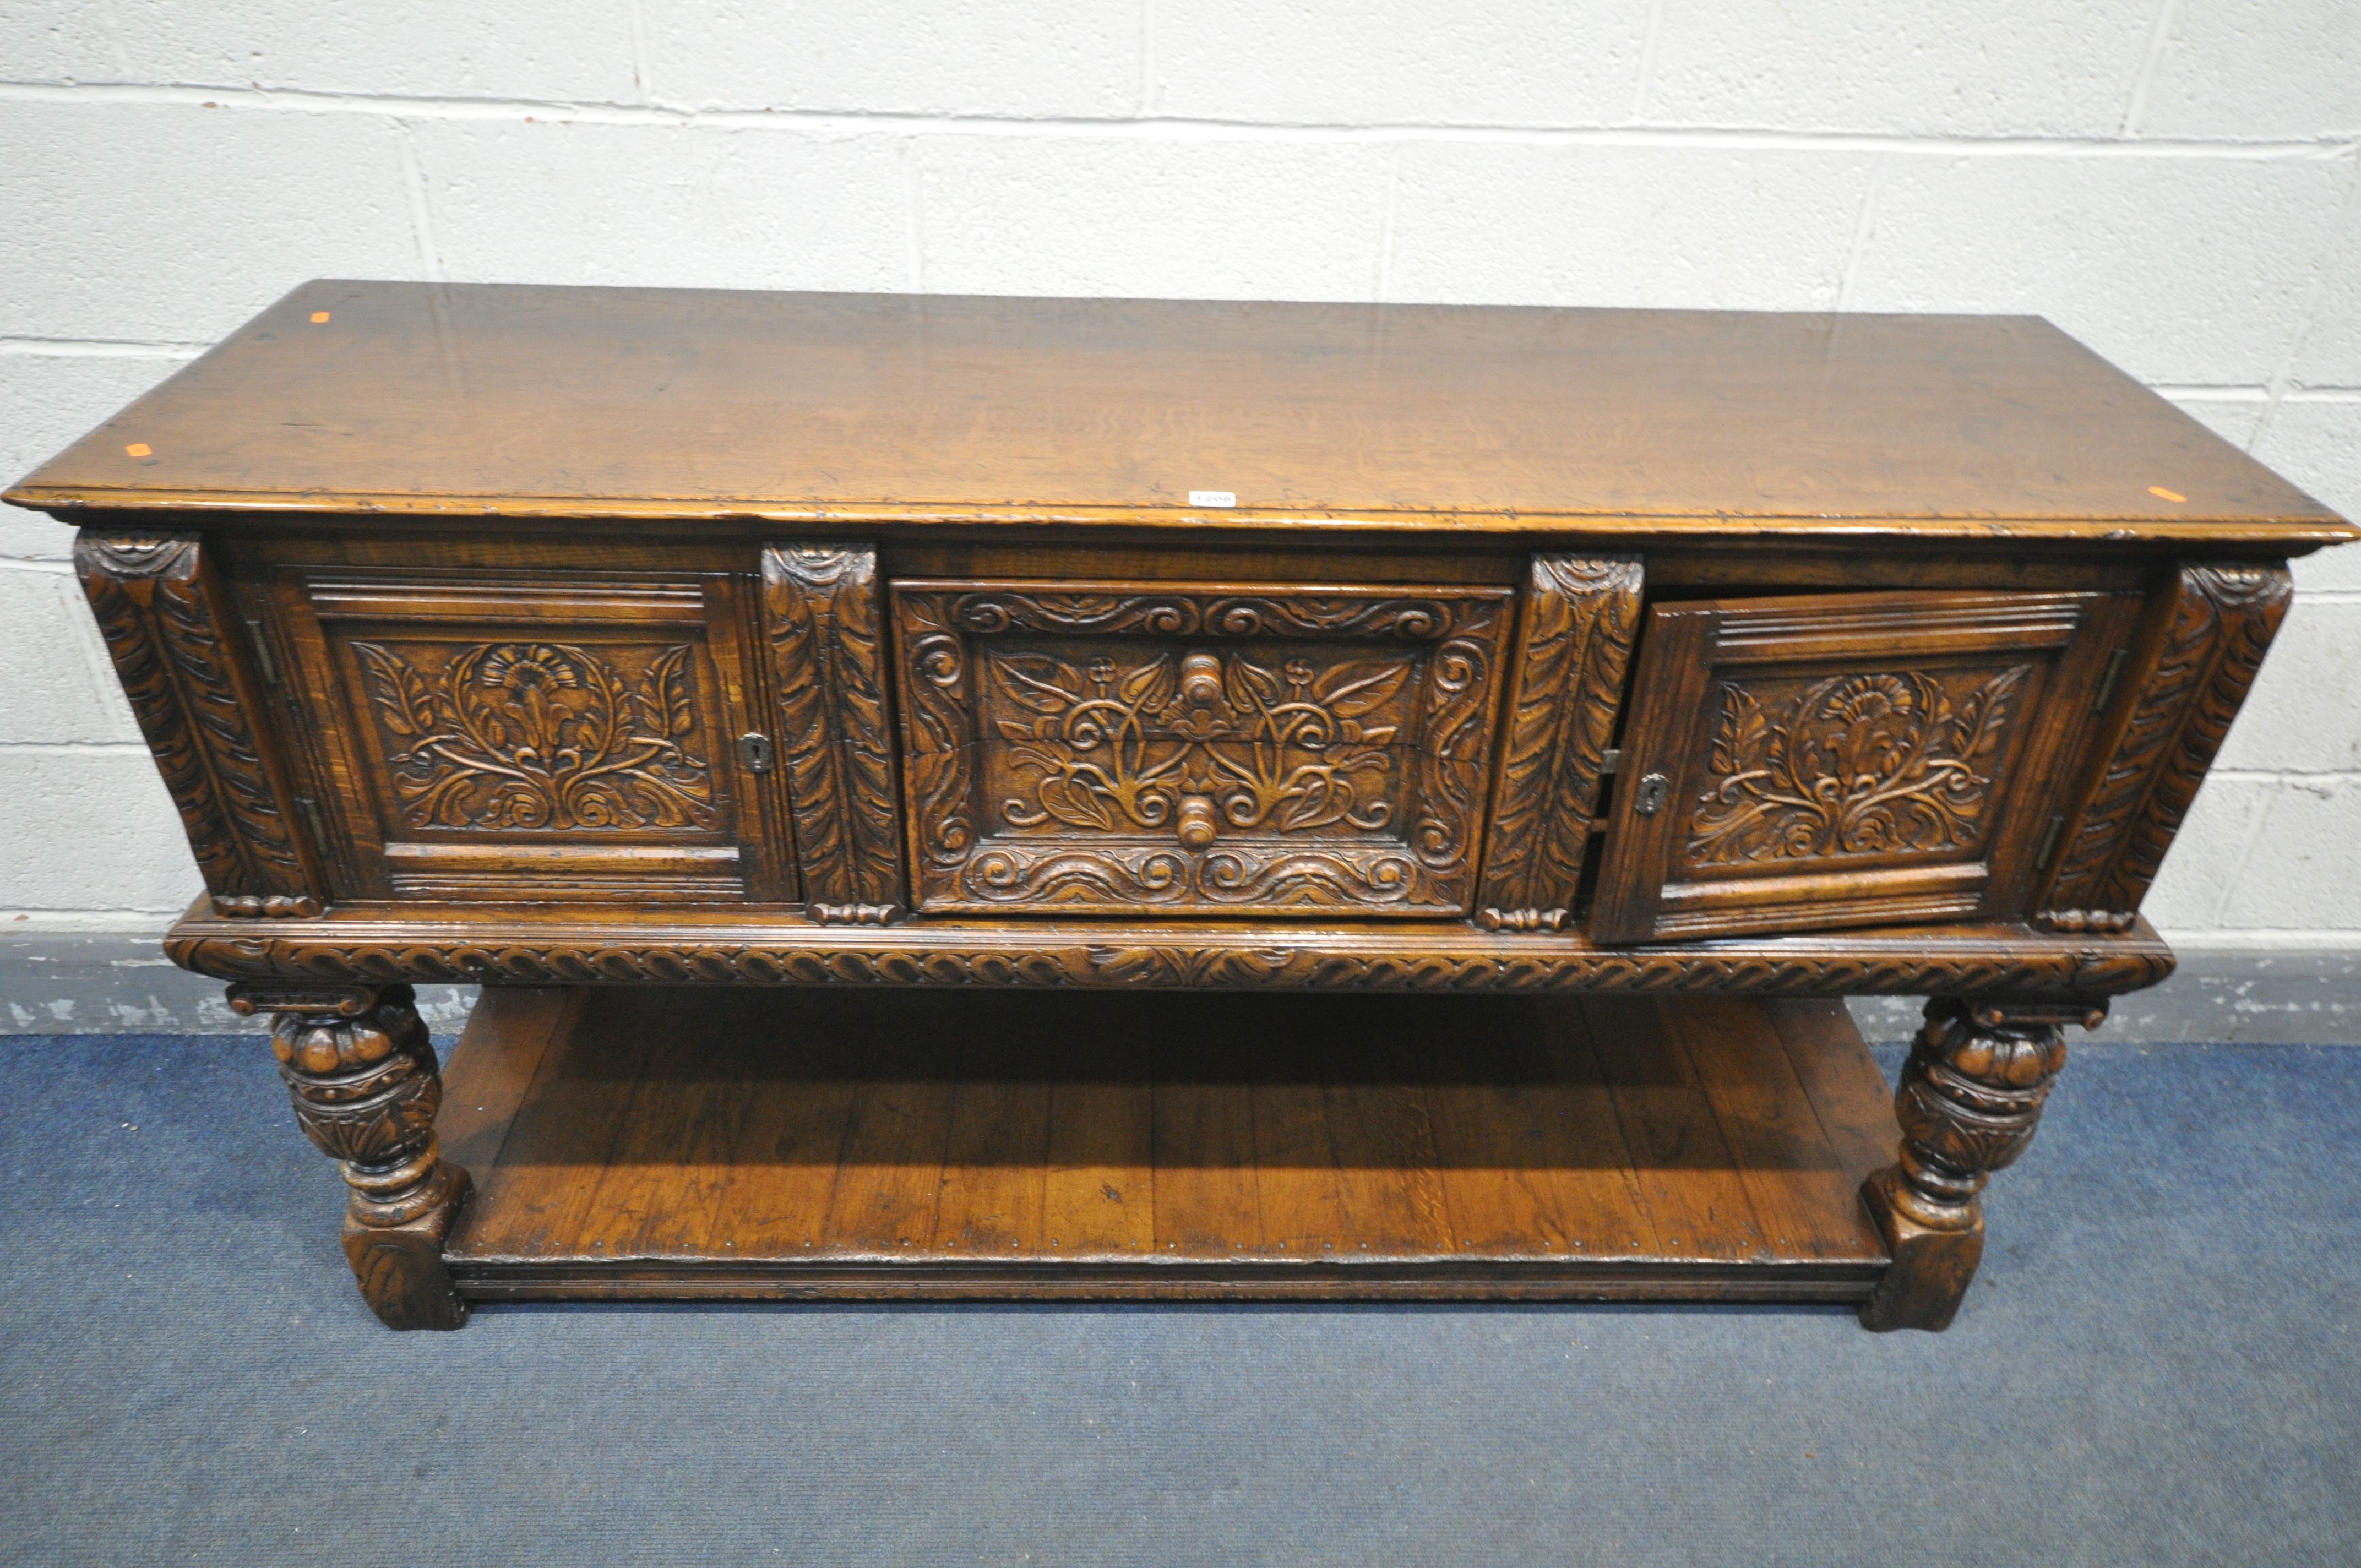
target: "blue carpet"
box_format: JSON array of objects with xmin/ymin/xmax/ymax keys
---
[{"xmin": 1, "ymin": 1030, "xmax": 2356, "ymax": 1567}]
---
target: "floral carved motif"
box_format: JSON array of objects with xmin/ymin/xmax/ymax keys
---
[
  {"xmin": 891, "ymin": 582, "xmax": 1511, "ymax": 915},
  {"xmin": 1688, "ymin": 666, "xmax": 2028, "ymax": 868},
  {"xmin": 353, "ymin": 640, "xmax": 720, "ymax": 833},
  {"xmin": 987, "ymin": 647, "xmax": 1416, "ymax": 837}
]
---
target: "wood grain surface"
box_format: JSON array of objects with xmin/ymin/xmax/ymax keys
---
[
  {"xmin": 442, "ymin": 986, "xmax": 1896, "ymax": 1300},
  {"xmin": 9, "ymin": 281, "xmax": 2346, "ymax": 542}
]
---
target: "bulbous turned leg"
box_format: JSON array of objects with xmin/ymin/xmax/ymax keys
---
[
  {"xmin": 229, "ymin": 983, "xmax": 472, "ymax": 1330},
  {"xmin": 1859, "ymin": 997, "xmax": 2102, "ymax": 1332}
]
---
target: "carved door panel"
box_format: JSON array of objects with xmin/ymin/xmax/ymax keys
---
[
  {"xmin": 891, "ymin": 580, "xmax": 1515, "ymax": 916},
  {"xmin": 1591, "ymin": 587, "xmax": 2142, "ymax": 944},
  {"xmin": 269, "ymin": 571, "xmax": 796, "ymax": 903}
]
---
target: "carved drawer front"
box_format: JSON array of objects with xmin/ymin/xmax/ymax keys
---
[
  {"xmin": 891, "ymin": 580, "xmax": 1515, "ymax": 916},
  {"xmin": 1592, "ymin": 587, "xmax": 2142, "ymax": 944},
  {"xmin": 273, "ymin": 574, "xmax": 795, "ymax": 903}
]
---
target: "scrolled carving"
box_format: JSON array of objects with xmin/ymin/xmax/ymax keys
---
[
  {"xmin": 1479, "ymin": 555, "xmax": 1642, "ymax": 918},
  {"xmin": 891, "ymin": 580, "xmax": 1512, "ymax": 916},
  {"xmin": 763, "ymin": 545, "xmax": 905, "ymax": 910},
  {"xmin": 73, "ymin": 530, "xmax": 317, "ymax": 913},
  {"xmin": 1689, "ymin": 666, "xmax": 2027, "ymax": 867},
  {"xmin": 240, "ymin": 983, "xmax": 470, "ymax": 1329},
  {"xmin": 2041, "ymin": 563, "xmax": 2292, "ymax": 923},
  {"xmin": 353, "ymin": 639, "xmax": 719, "ymax": 832}
]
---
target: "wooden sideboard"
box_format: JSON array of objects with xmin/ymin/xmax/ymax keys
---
[{"xmin": 10, "ymin": 282, "xmax": 2349, "ymax": 1332}]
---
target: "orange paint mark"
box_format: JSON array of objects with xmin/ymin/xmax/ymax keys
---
[
  {"xmin": 310, "ymin": 311, "xmax": 332, "ymax": 323},
  {"xmin": 123, "ymin": 443, "xmax": 151, "ymax": 458},
  {"xmin": 2149, "ymin": 485, "xmax": 2188, "ymax": 503}
]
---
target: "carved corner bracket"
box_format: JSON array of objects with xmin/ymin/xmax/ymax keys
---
[
  {"xmin": 1477, "ymin": 554, "xmax": 1643, "ymax": 923},
  {"xmin": 2038, "ymin": 562, "xmax": 2292, "ymax": 930},
  {"xmin": 761, "ymin": 544, "xmax": 907, "ymax": 912},
  {"xmin": 73, "ymin": 530, "xmax": 323, "ymax": 919}
]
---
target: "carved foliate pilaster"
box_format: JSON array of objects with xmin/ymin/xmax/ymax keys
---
[
  {"xmin": 230, "ymin": 983, "xmax": 469, "ymax": 1329},
  {"xmin": 761, "ymin": 545, "xmax": 906, "ymax": 919},
  {"xmin": 2039, "ymin": 563, "xmax": 2291, "ymax": 931},
  {"xmin": 1859, "ymin": 997, "xmax": 2097, "ymax": 1331},
  {"xmin": 73, "ymin": 531, "xmax": 321, "ymax": 919},
  {"xmin": 1477, "ymin": 554, "xmax": 1643, "ymax": 928}
]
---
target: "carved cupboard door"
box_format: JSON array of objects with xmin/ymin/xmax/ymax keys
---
[
  {"xmin": 265, "ymin": 571, "xmax": 796, "ymax": 903},
  {"xmin": 890, "ymin": 580, "xmax": 1515, "ymax": 916},
  {"xmin": 1591, "ymin": 588, "xmax": 2142, "ymax": 943}
]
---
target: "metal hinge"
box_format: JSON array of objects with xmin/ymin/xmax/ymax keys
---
[
  {"xmin": 2033, "ymin": 813, "xmax": 2066, "ymax": 871},
  {"xmin": 243, "ymin": 618, "xmax": 280, "ymax": 685},
  {"xmin": 1600, "ymin": 748, "xmax": 1622, "ymax": 776},
  {"xmin": 737, "ymin": 732, "xmax": 775, "ymax": 774},
  {"xmin": 2090, "ymin": 648, "xmax": 2130, "ymax": 714}
]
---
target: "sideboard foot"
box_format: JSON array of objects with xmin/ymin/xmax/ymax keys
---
[
  {"xmin": 1859, "ymin": 997, "xmax": 2097, "ymax": 1332},
  {"xmin": 229, "ymin": 982, "xmax": 473, "ymax": 1330}
]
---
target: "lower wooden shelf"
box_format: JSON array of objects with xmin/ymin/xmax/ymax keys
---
[{"xmin": 437, "ymin": 986, "xmax": 1900, "ymax": 1304}]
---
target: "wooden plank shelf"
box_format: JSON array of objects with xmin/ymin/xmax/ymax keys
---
[{"xmin": 438, "ymin": 987, "xmax": 1899, "ymax": 1304}]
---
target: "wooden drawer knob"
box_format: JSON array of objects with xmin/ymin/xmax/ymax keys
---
[{"xmin": 1176, "ymin": 793, "xmax": 1220, "ymax": 849}]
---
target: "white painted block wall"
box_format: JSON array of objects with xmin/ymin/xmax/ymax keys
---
[{"xmin": 3, "ymin": 1, "xmax": 2357, "ymax": 948}]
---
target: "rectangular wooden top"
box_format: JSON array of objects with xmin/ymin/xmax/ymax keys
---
[{"xmin": 8, "ymin": 279, "xmax": 2348, "ymax": 545}]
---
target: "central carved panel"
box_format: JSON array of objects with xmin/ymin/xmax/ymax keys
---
[
  {"xmin": 351, "ymin": 638, "xmax": 724, "ymax": 835},
  {"xmin": 1685, "ymin": 663, "xmax": 2032, "ymax": 874},
  {"xmin": 893, "ymin": 583, "xmax": 1513, "ymax": 916}
]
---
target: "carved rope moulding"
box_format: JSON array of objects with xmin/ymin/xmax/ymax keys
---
[{"xmin": 166, "ymin": 932, "xmax": 2172, "ymax": 995}]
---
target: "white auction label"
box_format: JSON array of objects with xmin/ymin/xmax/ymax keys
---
[{"xmin": 1187, "ymin": 490, "xmax": 1237, "ymax": 508}]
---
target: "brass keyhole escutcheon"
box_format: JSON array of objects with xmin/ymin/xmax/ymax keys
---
[
  {"xmin": 1632, "ymin": 772, "xmax": 1671, "ymax": 815},
  {"xmin": 1177, "ymin": 794, "xmax": 1220, "ymax": 850}
]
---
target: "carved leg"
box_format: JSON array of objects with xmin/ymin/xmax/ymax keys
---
[
  {"xmin": 229, "ymin": 983, "xmax": 472, "ymax": 1330},
  {"xmin": 1859, "ymin": 997, "xmax": 2100, "ymax": 1332}
]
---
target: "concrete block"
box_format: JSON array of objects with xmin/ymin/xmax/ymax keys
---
[
  {"xmin": 2, "ymin": 1, "xmax": 120, "ymax": 83},
  {"xmin": 914, "ymin": 137, "xmax": 1392, "ymax": 300},
  {"xmin": 412, "ymin": 119, "xmax": 909, "ymax": 293},
  {"xmin": 1, "ymin": 353, "xmax": 188, "ymax": 560},
  {"xmin": 2141, "ymin": 771, "xmax": 2270, "ymax": 932},
  {"xmin": 1387, "ymin": 144, "xmax": 1870, "ymax": 309},
  {"xmin": 2213, "ymin": 597, "xmax": 2361, "ymax": 772},
  {"xmin": 642, "ymin": 0, "xmax": 1140, "ymax": 117},
  {"xmin": 1646, "ymin": 0, "xmax": 2153, "ymax": 135},
  {"xmin": 1846, "ymin": 154, "xmax": 2351, "ymax": 385},
  {"xmin": 2216, "ymin": 777, "xmax": 2361, "ymax": 930},
  {"xmin": 2258, "ymin": 401, "xmax": 2361, "ymax": 589},
  {"xmin": 1154, "ymin": 0, "xmax": 1649, "ymax": 127},
  {"xmin": 2286, "ymin": 191, "xmax": 2361, "ymax": 394},
  {"xmin": 110, "ymin": 0, "xmax": 641, "ymax": 102},
  {"xmin": 0, "ymin": 102, "xmax": 418, "ymax": 345},
  {"xmin": 0, "ymin": 749, "xmax": 199, "ymax": 913},
  {"xmin": 2139, "ymin": 0, "xmax": 2361, "ymax": 138},
  {"xmin": 2165, "ymin": 394, "xmax": 2267, "ymax": 450},
  {"xmin": 0, "ymin": 568, "xmax": 140, "ymax": 744}
]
